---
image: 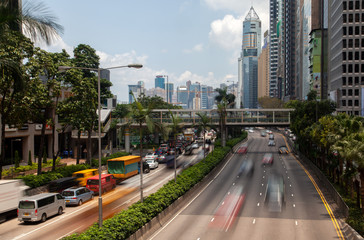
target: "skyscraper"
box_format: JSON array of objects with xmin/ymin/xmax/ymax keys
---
[
  {"xmin": 177, "ymin": 86, "xmax": 188, "ymax": 109},
  {"xmin": 238, "ymin": 6, "xmax": 261, "ymax": 109},
  {"xmin": 165, "ymin": 82, "xmax": 174, "ymax": 104},
  {"xmin": 155, "ymin": 75, "xmax": 166, "ymax": 89},
  {"xmin": 328, "ymin": 0, "xmax": 362, "ymax": 116},
  {"xmin": 189, "ymin": 82, "xmax": 201, "ymax": 109},
  {"xmin": 201, "ymin": 85, "xmax": 209, "ymax": 109},
  {"xmin": 258, "ymin": 30, "xmax": 270, "ymax": 98}
]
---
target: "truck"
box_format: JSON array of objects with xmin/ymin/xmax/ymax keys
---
[
  {"xmin": 184, "ymin": 129, "xmax": 195, "ymax": 142},
  {"xmin": 107, "ymin": 155, "xmax": 140, "ymax": 182},
  {"xmin": 0, "ymin": 179, "xmax": 29, "ymax": 223}
]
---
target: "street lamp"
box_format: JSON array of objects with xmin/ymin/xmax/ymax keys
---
[{"xmin": 58, "ymin": 63, "xmax": 142, "ymax": 228}]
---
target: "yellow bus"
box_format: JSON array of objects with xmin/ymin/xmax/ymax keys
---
[
  {"xmin": 72, "ymin": 169, "xmax": 98, "ymax": 186},
  {"xmin": 107, "ymin": 155, "xmax": 140, "ymax": 180}
]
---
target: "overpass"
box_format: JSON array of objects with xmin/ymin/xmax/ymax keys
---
[{"xmin": 118, "ymin": 108, "xmax": 294, "ymax": 127}]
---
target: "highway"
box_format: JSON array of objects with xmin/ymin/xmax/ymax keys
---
[
  {"xmin": 0, "ymin": 151, "xmax": 203, "ymax": 240},
  {"xmin": 149, "ymin": 131, "xmax": 343, "ymax": 240}
]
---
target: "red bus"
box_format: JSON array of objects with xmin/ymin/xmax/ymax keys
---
[{"xmin": 86, "ymin": 174, "xmax": 116, "ymax": 195}]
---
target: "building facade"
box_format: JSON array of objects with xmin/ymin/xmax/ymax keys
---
[
  {"xmin": 155, "ymin": 75, "xmax": 166, "ymax": 89},
  {"xmin": 258, "ymin": 31, "xmax": 270, "ymax": 99},
  {"xmin": 240, "ymin": 6, "xmax": 261, "ymax": 109},
  {"xmin": 328, "ymin": 0, "xmax": 364, "ymax": 116}
]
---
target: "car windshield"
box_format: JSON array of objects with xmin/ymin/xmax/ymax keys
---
[
  {"xmin": 146, "ymin": 160, "xmax": 153, "ymax": 163},
  {"xmin": 87, "ymin": 179, "xmax": 99, "ymax": 185},
  {"xmin": 62, "ymin": 191, "xmax": 75, "ymax": 196},
  {"xmin": 19, "ymin": 201, "xmax": 35, "ymax": 209}
]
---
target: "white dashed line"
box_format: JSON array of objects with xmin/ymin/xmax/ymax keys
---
[
  {"xmin": 257, "ymin": 203, "xmax": 260, "ymax": 207},
  {"xmin": 295, "ymin": 221, "xmax": 298, "ymax": 226},
  {"xmin": 211, "ymin": 218, "xmax": 215, "ymax": 222},
  {"xmin": 293, "ymin": 204, "xmax": 296, "ymax": 207},
  {"xmin": 260, "ymin": 193, "xmax": 262, "ymax": 196},
  {"xmin": 253, "ymin": 219, "xmax": 256, "ymax": 224}
]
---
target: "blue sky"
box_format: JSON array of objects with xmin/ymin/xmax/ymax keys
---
[{"xmin": 36, "ymin": 0, "xmax": 269, "ymax": 102}]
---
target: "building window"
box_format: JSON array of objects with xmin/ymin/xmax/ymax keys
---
[
  {"xmin": 349, "ymin": 89, "xmax": 353, "ymax": 96},
  {"xmin": 342, "ymin": 100, "xmax": 346, "ymax": 106},
  {"xmin": 362, "ymin": 64, "xmax": 364, "ymax": 72},
  {"xmin": 362, "ymin": 39, "xmax": 364, "ymax": 47},
  {"xmin": 343, "ymin": 27, "xmax": 347, "ymax": 36},
  {"xmin": 349, "ymin": 1, "xmax": 354, "ymax": 9},
  {"xmin": 343, "ymin": 39, "xmax": 347, "ymax": 48},
  {"xmin": 355, "ymin": 64, "xmax": 359, "ymax": 72},
  {"xmin": 344, "ymin": 1, "xmax": 347, "ymax": 10},
  {"xmin": 343, "ymin": 65, "xmax": 347, "ymax": 73},
  {"xmin": 342, "ymin": 89, "xmax": 347, "ymax": 96},
  {"xmin": 349, "ymin": 27, "xmax": 353, "ymax": 35},
  {"xmin": 362, "ymin": 51, "xmax": 364, "ymax": 60},
  {"xmin": 355, "ymin": 51, "xmax": 359, "ymax": 60},
  {"xmin": 349, "ymin": 64, "xmax": 353, "ymax": 73},
  {"xmin": 344, "ymin": 14, "xmax": 347, "ymax": 23},
  {"xmin": 356, "ymin": 13, "xmax": 360, "ymax": 22},
  {"xmin": 356, "ymin": 0, "xmax": 360, "ymax": 9},
  {"xmin": 349, "ymin": 77, "xmax": 353, "ymax": 85},
  {"xmin": 349, "ymin": 14, "xmax": 354, "ymax": 22},
  {"xmin": 355, "ymin": 77, "xmax": 359, "ymax": 84},
  {"xmin": 355, "ymin": 26, "xmax": 360, "ymax": 35},
  {"xmin": 349, "ymin": 51, "xmax": 353, "ymax": 60},
  {"xmin": 355, "ymin": 100, "xmax": 359, "ymax": 106},
  {"xmin": 355, "ymin": 89, "xmax": 359, "ymax": 95},
  {"xmin": 343, "ymin": 52, "xmax": 347, "ymax": 60},
  {"xmin": 362, "ymin": 26, "xmax": 364, "ymax": 34},
  {"xmin": 349, "ymin": 39, "xmax": 353, "ymax": 48},
  {"xmin": 348, "ymin": 100, "xmax": 353, "ymax": 106},
  {"xmin": 355, "ymin": 39, "xmax": 359, "ymax": 47},
  {"xmin": 343, "ymin": 77, "xmax": 347, "ymax": 85}
]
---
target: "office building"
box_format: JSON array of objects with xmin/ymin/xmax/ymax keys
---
[
  {"xmin": 328, "ymin": 0, "xmax": 363, "ymax": 115},
  {"xmin": 177, "ymin": 86, "xmax": 188, "ymax": 109},
  {"xmin": 155, "ymin": 75, "xmax": 166, "ymax": 89},
  {"xmin": 165, "ymin": 82, "xmax": 174, "ymax": 104},
  {"xmin": 201, "ymin": 85, "xmax": 209, "ymax": 109},
  {"xmin": 258, "ymin": 30, "xmax": 270, "ymax": 98},
  {"xmin": 239, "ymin": 6, "xmax": 261, "ymax": 109}
]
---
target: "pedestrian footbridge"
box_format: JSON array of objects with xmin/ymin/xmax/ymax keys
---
[{"xmin": 118, "ymin": 108, "xmax": 294, "ymax": 127}]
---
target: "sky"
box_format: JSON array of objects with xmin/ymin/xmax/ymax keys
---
[{"xmin": 35, "ymin": 0, "xmax": 269, "ymax": 102}]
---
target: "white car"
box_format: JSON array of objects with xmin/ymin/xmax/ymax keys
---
[
  {"xmin": 146, "ymin": 159, "xmax": 159, "ymax": 169},
  {"xmin": 144, "ymin": 152, "xmax": 158, "ymax": 161}
]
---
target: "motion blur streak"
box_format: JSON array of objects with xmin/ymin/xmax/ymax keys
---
[{"xmin": 208, "ymin": 185, "xmax": 245, "ymax": 232}]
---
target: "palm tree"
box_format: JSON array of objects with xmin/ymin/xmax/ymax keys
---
[
  {"xmin": 129, "ymin": 92, "xmax": 155, "ymax": 202},
  {"xmin": 196, "ymin": 112, "xmax": 211, "ymax": 161},
  {"xmin": 168, "ymin": 110, "xmax": 183, "ymax": 182}
]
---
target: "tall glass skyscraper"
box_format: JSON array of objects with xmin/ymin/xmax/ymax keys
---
[
  {"xmin": 238, "ymin": 7, "xmax": 261, "ymax": 109},
  {"xmin": 155, "ymin": 75, "xmax": 166, "ymax": 89}
]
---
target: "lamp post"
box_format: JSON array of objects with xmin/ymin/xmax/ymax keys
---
[{"xmin": 59, "ymin": 63, "xmax": 142, "ymax": 228}]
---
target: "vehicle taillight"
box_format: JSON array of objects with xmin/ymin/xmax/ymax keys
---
[
  {"xmin": 35, "ymin": 209, "xmax": 38, "ymax": 216},
  {"xmin": 17, "ymin": 209, "xmax": 18, "ymax": 216},
  {"xmin": 72, "ymin": 197, "xmax": 77, "ymax": 199}
]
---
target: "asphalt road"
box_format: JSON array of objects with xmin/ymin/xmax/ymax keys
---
[
  {"xmin": 0, "ymin": 149, "xmax": 204, "ymax": 240},
  {"xmin": 149, "ymin": 131, "xmax": 342, "ymax": 240}
]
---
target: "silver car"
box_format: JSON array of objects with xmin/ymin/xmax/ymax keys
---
[
  {"xmin": 146, "ymin": 159, "xmax": 159, "ymax": 169},
  {"xmin": 62, "ymin": 187, "xmax": 94, "ymax": 206}
]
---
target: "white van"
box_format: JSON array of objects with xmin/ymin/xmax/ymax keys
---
[{"xmin": 18, "ymin": 193, "xmax": 65, "ymax": 223}]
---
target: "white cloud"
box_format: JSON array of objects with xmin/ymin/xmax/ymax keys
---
[
  {"xmin": 183, "ymin": 43, "xmax": 204, "ymax": 53},
  {"xmin": 209, "ymin": 14, "xmax": 242, "ymax": 50},
  {"xmin": 34, "ymin": 37, "xmax": 74, "ymax": 56}
]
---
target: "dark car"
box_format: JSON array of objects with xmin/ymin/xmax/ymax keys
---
[
  {"xmin": 278, "ymin": 146, "xmax": 289, "ymax": 154},
  {"xmin": 48, "ymin": 177, "xmax": 78, "ymax": 193},
  {"xmin": 184, "ymin": 145, "xmax": 193, "ymax": 155},
  {"xmin": 138, "ymin": 161, "xmax": 150, "ymax": 173}
]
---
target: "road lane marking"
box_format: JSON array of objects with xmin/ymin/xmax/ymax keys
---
[
  {"xmin": 257, "ymin": 203, "xmax": 260, "ymax": 207},
  {"xmin": 211, "ymin": 218, "xmax": 214, "ymax": 222},
  {"xmin": 57, "ymin": 226, "xmax": 82, "ymax": 240},
  {"xmin": 293, "ymin": 154, "xmax": 345, "ymax": 240},
  {"xmin": 260, "ymin": 193, "xmax": 262, "ymax": 196},
  {"xmin": 293, "ymin": 204, "xmax": 295, "ymax": 207},
  {"xmin": 253, "ymin": 219, "xmax": 256, "ymax": 224},
  {"xmin": 295, "ymin": 221, "xmax": 298, "ymax": 226},
  {"xmin": 148, "ymin": 145, "xmax": 238, "ymax": 240}
]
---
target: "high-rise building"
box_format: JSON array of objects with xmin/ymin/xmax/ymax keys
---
[
  {"xmin": 189, "ymin": 82, "xmax": 201, "ymax": 109},
  {"xmin": 155, "ymin": 75, "xmax": 166, "ymax": 89},
  {"xmin": 201, "ymin": 85, "xmax": 209, "ymax": 109},
  {"xmin": 128, "ymin": 81, "xmax": 145, "ymax": 103},
  {"xmin": 269, "ymin": 0, "xmax": 281, "ymax": 98},
  {"xmin": 328, "ymin": 0, "xmax": 362, "ymax": 116},
  {"xmin": 282, "ymin": 0, "xmax": 296, "ymax": 101},
  {"xmin": 165, "ymin": 82, "xmax": 174, "ymax": 104},
  {"xmin": 177, "ymin": 86, "xmax": 188, "ymax": 109},
  {"xmin": 258, "ymin": 31, "xmax": 270, "ymax": 99},
  {"xmin": 238, "ymin": 6, "xmax": 261, "ymax": 109}
]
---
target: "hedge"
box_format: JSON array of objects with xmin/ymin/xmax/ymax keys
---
[
  {"xmin": 63, "ymin": 134, "xmax": 246, "ymax": 240},
  {"xmin": 16, "ymin": 151, "xmax": 130, "ymax": 188}
]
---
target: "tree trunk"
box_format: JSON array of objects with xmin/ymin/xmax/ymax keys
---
[
  {"xmin": 139, "ymin": 123, "xmax": 143, "ymax": 203},
  {"xmin": 87, "ymin": 129, "xmax": 92, "ymax": 165},
  {"xmin": 360, "ymin": 170, "xmax": 364, "ymax": 214},
  {"xmin": 76, "ymin": 131, "xmax": 81, "ymax": 165},
  {"xmin": 37, "ymin": 117, "xmax": 47, "ymax": 176},
  {"xmin": 0, "ymin": 115, "xmax": 5, "ymax": 179}
]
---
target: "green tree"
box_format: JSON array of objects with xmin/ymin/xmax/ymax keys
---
[
  {"xmin": 129, "ymin": 92, "xmax": 156, "ymax": 202},
  {"xmin": 168, "ymin": 110, "xmax": 184, "ymax": 182},
  {"xmin": 0, "ymin": 31, "xmax": 33, "ymax": 179},
  {"xmin": 196, "ymin": 112, "xmax": 211, "ymax": 161}
]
